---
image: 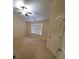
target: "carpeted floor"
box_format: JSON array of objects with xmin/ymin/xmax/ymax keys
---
[{"xmin": 13, "ymin": 37, "xmax": 56, "ymax": 59}]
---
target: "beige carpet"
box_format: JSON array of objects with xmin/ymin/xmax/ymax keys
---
[{"xmin": 14, "ymin": 37, "xmax": 56, "ymax": 59}]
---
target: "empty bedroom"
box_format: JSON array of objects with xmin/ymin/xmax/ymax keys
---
[{"xmin": 13, "ymin": 0, "xmax": 65, "ymax": 59}]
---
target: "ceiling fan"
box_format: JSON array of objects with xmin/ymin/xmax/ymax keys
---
[{"xmin": 15, "ymin": 6, "xmax": 32, "ymax": 16}]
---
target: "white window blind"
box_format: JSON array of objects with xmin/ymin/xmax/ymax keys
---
[{"xmin": 31, "ymin": 23, "xmax": 42, "ymax": 35}]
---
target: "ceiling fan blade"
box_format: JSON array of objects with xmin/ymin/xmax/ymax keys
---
[
  {"xmin": 21, "ymin": 6, "xmax": 27, "ymax": 9},
  {"xmin": 27, "ymin": 12, "xmax": 32, "ymax": 14},
  {"xmin": 15, "ymin": 7, "xmax": 20, "ymax": 10},
  {"xmin": 18, "ymin": 12, "xmax": 21, "ymax": 14},
  {"xmin": 25, "ymin": 14, "xmax": 29, "ymax": 16}
]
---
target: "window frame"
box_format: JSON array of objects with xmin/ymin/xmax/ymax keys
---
[{"xmin": 31, "ymin": 23, "xmax": 42, "ymax": 35}]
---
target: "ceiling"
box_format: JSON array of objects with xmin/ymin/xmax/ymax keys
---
[{"xmin": 13, "ymin": 0, "xmax": 54, "ymax": 21}]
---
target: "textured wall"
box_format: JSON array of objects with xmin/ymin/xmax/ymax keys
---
[{"xmin": 50, "ymin": 0, "xmax": 65, "ymax": 18}]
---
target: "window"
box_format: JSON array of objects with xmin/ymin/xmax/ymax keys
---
[{"xmin": 31, "ymin": 23, "xmax": 42, "ymax": 35}]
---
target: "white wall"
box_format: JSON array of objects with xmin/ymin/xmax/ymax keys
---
[{"xmin": 13, "ymin": 13, "xmax": 27, "ymax": 39}]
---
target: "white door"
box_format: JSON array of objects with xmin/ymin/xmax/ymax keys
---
[{"xmin": 47, "ymin": 15, "xmax": 65, "ymax": 59}]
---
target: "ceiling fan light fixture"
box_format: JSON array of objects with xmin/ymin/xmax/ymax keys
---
[
  {"xmin": 21, "ymin": 11, "xmax": 26, "ymax": 15},
  {"xmin": 14, "ymin": 1, "xmax": 33, "ymax": 16}
]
